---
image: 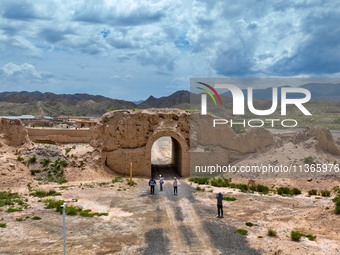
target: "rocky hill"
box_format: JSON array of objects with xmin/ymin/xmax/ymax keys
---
[
  {"xmin": 0, "ymin": 91, "xmax": 137, "ymax": 117},
  {"xmin": 0, "ymin": 90, "xmax": 193, "ymax": 117},
  {"xmin": 1, "ymin": 83, "xmax": 340, "ymax": 117},
  {"xmin": 138, "ymin": 90, "xmax": 190, "ymax": 109}
]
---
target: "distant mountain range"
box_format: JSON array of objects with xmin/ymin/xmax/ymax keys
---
[
  {"xmin": 138, "ymin": 90, "xmax": 190, "ymax": 109},
  {"xmin": 0, "ymin": 90, "xmax": 191, "ymax": 117},
  {"xmin": 0, "ymin": 83, "xmax": 339, "ymax": 117},
  {"xmin": 0, "ymin": 91, "xmax": 136, "ymax": 117}
]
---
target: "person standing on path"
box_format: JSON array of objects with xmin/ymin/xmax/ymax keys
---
[
  {"xmin": 149, "ymin": 177, "xmax": 156, "ymax": 195},
  {"xmin": 173, "ymin": 177, "xmax": 178, "ymax": 195},
  {"xmin": 215, "ymin": 192, "xmax": 224, "ymax": 218},
  {"xmin": 159, "ymin": 175, "xmax": 164, "ymax": 191}
]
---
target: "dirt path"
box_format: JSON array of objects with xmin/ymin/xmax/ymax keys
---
[
  {"xmin": 141, "ymin": 178, "xmax": 260, "ymax": 255},
  {"xmin": 2, "ymin": 172, "xmax": 338, "ymax": 254}
]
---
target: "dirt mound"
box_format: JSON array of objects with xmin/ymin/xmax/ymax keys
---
[
  {"xmin": 0, "ymin": 118, "xmax": 29, "ymax": 146},
  {"xmin": 291, "ymin": 126, "xmax": 340, "ymax": 155},
  {"xmin": 62, "ymin": 145, "xmax": 114, "ymax": 182}
]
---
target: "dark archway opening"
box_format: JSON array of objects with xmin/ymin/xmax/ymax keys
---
[{"xmin": 151, "ymin": 136, "xmax": 182, "ymax": 179}]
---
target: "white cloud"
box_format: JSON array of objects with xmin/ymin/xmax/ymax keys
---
[
  {"xmin": 0, "ymin": 0, "xmax": 339, "ymax": 100},
  {"xmin": 1, "ymin": 62, "xmax": 41, "ymax": 78}
]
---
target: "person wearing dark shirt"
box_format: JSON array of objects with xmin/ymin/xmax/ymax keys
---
[
  {"xmin": 149, "ymin": 177, "xmax": 156, "ymax": 195},
  {"xmin": 215, "ymin": 192, "xmax": 224, "ymax": 218}
]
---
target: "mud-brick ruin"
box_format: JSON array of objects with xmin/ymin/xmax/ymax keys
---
[
  {"xmin": 89, "ymin": 109, "xmax": 278, "ymax": 177},
  {"xmin": 2, "ymin": 108, "xmax": 338, "ymax": 178},
  {"xmin": 90, "ymin": 109, "xmax": 191, "ymax": 177}
]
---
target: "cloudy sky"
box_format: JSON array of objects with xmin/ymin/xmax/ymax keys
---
[{"xmin": 0, "ymin": 0, "xmax": 339, "ymax": 100}]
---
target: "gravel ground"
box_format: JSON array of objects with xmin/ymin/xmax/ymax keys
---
[{"xmin": 142, "ymin": 166, "xmax": 262, "ymax": 254}]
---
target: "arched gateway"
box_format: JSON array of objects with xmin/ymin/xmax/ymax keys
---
[{"xmin": 90, "ymin": 109, "xmax": 190, "ymax": 177}]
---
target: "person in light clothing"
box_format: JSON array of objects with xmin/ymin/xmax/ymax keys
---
[
  {"xmin": 173, "ymin": 177, "xmax": 178, "ymax": 195},
  {"xmin": 159, "ymin": 175, "xmax": 164, "ymax": 191}
]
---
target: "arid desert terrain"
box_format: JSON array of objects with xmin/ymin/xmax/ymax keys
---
[{"xmin": 0, "ymin": 116, "xmax": 340, "ymax": 255}]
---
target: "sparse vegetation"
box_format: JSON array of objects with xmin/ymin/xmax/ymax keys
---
[
  {"xmin": 0, "ymin": 223, "xmax": 6, "ymax": 228},
  {"xmin": 268, "ymin": 229, "xmax": 277, "ymax": 237},
  {"xmin": 44, "ymin": 199, "xmax": 65, "ymax": 213},
  {"xmin": 245, "ymin": 222, "xmax": 257, "ymax": 227},
  {"xmin": 189, "ymin": 177, "xmax": 270, "ymax": 195},
  {"xmin": 236, "ymin": 184, "xmax": 249, "ymax": 192},
  {"xmin": 79, "ymin": 210, "xmax": 108, "ymax": 217},
  {"xmin": 30, "ymin": 190, "xmax": 62, "ymax": 198},
  {"xmin": 31, "ymin": 216, "xmax": 41, "ymax": 220},
  {"xmin": 204, "ymin": 147, "xmax": 212, "ymax": 152},
  {"xmin": 65, "ymin": 206, "xmax": 81, "ymax": 216},
  {"xmin": 58, "ymin": 179, "xmax": 68, "ymax": 184},
  {"xmin": 332, "ymin": 187, "xmax": 340, "ymax": 214},
  {"xmin": 223, "ymin": 197, "xmax": 236, "ymax": 201},
  {"xmin": 277, "ymin": 187, "xmax": 291, "ymax": 195},
  {"xmin": 59, "ymin": 160, "xmax": 68, "ymax": 167},
  {"xmin": 195, "ymin": 186, "xmax": 205, "ymax": 192},
  {"xmin": 189, "ymin": 176, "xmax": 211, "ymax": 185},
  {"xmin": 235, "ymin": 229, "xmax": 248, "ymax": 235},
  {"xmin": 65, "ymin": 147, "xmax": 73, "ymax": 154},
  {"xmin": 33, "ymin": 158, "xmax": 68, "ymax": 184},
  {"xmin": 308, "ymin": 189, "xmax": 318, "ymax": 196},
  {"xmin": 30, "ymin": 169, "xmax": 41, "ymax": 175},
  {"xmin": 43, "ymin": 199, "xmax": 108, "ymax": 217},
  {"xmin": 126, "ymin": 179, "xmax": 137, "ymax": 186},
  {"xmin": 303, "ymin": 156, "xmax": 314, "ymax": 164},
  {"xmin": 305, "ymin": 234, "xmax": 316, "ymax": 241},
  {"xmin": 6, "ymin": 207, "xmax": 23, "ymax": 213},
  {"xmin": 79, "ymin": 160, "xmax": 84, "ymax": 167},
  {"xmin": 291, "ymin": 188, "xmax": 302, "ymax": 195},
  {"xmin": 277, "ymin": 187, "xmax": 301, "ymax": 196},
  {"xmin": 98, "ymin": 182, "xmax": 110, "ymax": 186},
  {"xmin": 27, "ymin": 183, "xmax": 33, "ymax": 191},
  {"xmin": 232, "ymin": 125, "xmax": 246, "ymax": 134},
  {"xmin": 250, "ymin": 184, "xmax": 270, "ymax": 194},
  {"xmin": 108, "ymin": 107, "xmax": 121, "ymax": 112},
  {"xmin": 211, "ymin": 177, "xmax": 232, "ymax": 187},
  {"xmin": 28, "ymin": 155, "xmax": 37, "ymax": 164},
  {"xmin": 0, "ymin": 191, "xmax": 25, "ymax": 208},
  {"xmin": 40, "ymin": 158, "xmax": 51, "ymax": 167},
  {"xmin": 59, "ymin": 186, "xmax": 70, "ymax": 190},
  {"xmin": 17, "ymin": 156, "xmax": 24, "ymax": 162},
  {"xmin": 335, "ymin": 204, "xmax": 340, "ymax": 214},
  {"xmin": 320, "ymin": 190, "xmax": 331, "ymax": 197},
  {"xmin": 112, "ymin": 177, "xmax": 123, "ymax": 183},
  {"xmin": 291, "ymin": 230, "xmax": 316, "ymax": 241}
]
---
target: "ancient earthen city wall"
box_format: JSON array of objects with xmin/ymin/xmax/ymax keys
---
[
  {"xmin": 90, "ymin": 109, "xmax": 190, "ymax": 177},
  {"xmin": 0, "ymin": 118, "xmax": 29, "ymax": 146},
  {"xmin": 89, "ymin": 109, "xmax": 278, "ymax": 177},
  {"xmin": 26, "ymin": 128, "xmax": 91, "ymax": 143}
]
